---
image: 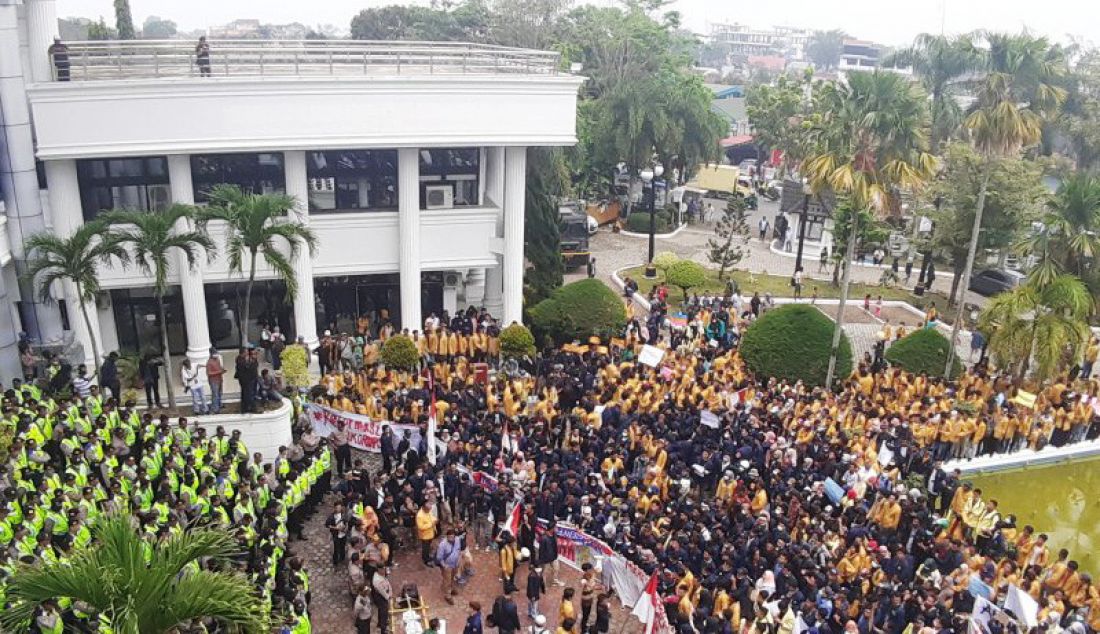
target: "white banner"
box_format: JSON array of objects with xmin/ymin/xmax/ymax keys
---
[{"xmin": 305, "ymin": 403, "xmax": 421, "ymax": 452}]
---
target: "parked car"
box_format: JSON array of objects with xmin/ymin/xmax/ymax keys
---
[{"xmin": 968, "ymin": 268, "xmax": 1026, "ymax": 296}]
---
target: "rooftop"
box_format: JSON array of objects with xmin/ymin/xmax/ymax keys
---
[{"xmin": 49, "ymin": 39, "xmax": 564, "ymax": 82}]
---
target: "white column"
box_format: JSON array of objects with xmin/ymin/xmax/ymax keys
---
[
  {"xmin": 398, "ymin": 147, "xmax": 421, "ymax": 332},
  {"xmin": 283, "ymin": 150, "xmax": 318, "ymax": 350},
  {"xmin": 24, "ymin": 0, "xmax": 58, "ymax": 84},
  {"xmin": 167, "ymin": 155, "xmax": 212, "ymax": 366},
  {"xmin": 482, "ymin": 147, "xmax": 505, "ymax": 318},
  {"xmin": 45, "ymin": 159, "xmax": 99, "ymax": 368},
  {"xmin": 0, "ymin": 4, "xmax": 63, "ymax": 343},
  {"xmin": 502, "ymin": 146, "xmax": 527, "ymax": 325},
  {"xmin": 463, "ymin": 268, "xmax": 486, "ymax": 310}
]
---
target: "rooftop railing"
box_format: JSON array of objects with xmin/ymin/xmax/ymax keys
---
[{"xmin": 48, "ymin": 39, "xmax": 564, "ymax": 82}]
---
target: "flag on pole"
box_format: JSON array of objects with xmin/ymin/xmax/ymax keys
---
[
  {"xmin": 631, "ymin": 572, "xmax": 659, "ymax": 634},
  {"xmin": 504, "ymin": 501, "xmax": 522, "ymax": 537},
  {"xmin": 424, "ymin": 367, "xmax": 438, "ymax": 466}
]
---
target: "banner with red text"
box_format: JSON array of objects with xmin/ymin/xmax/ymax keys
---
[
  {"xmin": 554, "ymin": 523, "xmax": 672, "ymax": 634},
  {"xmin": 305, "ymin": 403, "xmax": 421, "ymax": 452}
]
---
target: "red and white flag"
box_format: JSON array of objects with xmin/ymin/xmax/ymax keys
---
[
  {"xmin": 505, "ymin": 502, "xmax": 522, "ymax": 537},
  {"xmin": 423, "ymin": 368, "xmax": 438, "ymax": 466},
  {"xmin": 631, "ymin": 572, "xmax": 660, "ymax": 634}
]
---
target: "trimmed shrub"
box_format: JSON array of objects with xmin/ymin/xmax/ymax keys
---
[
  {"xmin": 500, "ymin": 323, "xmax": 536, "ymax": 359},
  {"xmin": 530, "ymin": 279, "xmax": 627, "ymax": 345},
  {"xmin": 652, "ymin": 251, "xmax": 680, "ymax": 273},
  {"xmin": 626, "ymin": 211, "xmax": 671, "ymax": 233},
  {"xmin": 280, "ymin": 344, "xmax": 310, "ymax": 388},
  {"xmin": 665, "ymin": 260, "xmax": 708, "ymax": 300},
  {"xmin": 740, "ymin": 304, "xmax": 852, "ymax": 387},
  {"xmin": 380, "ymin": 334, "xmax": 420, "ymax": 371},
  {"xmin": 885, "ymin": 328, "xmax": 962, "ymax": 379}
]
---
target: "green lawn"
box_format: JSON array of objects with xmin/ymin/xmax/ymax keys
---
[{"xmin": 621, "ymin": 265, "xmax": 952, "ymax": 314}]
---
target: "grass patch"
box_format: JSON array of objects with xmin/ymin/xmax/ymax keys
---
[{"xmin": 620, "ymin": 265, "xmax": 952, "ymax": 315}]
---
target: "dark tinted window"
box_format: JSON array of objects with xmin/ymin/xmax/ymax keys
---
[
  {"xmin": 306, "ymin": 150, "xmax": 398, "ymax": 213},
  {"xmin": 77, "ymin": 156, "xmax": 171, "ymax": 221},
  {"xmin": 191, "ymin": 152, "xmax": 285, "ymax": 203}
]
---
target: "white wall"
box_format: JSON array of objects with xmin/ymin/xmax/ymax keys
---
[
  {"xmin": 192, "ymin": 398, "xmax": 294, "ymax": 461},
  {"xmin": 93, "ymin": 208, "xmax": 501, "ymax": 288},
  {"xmin": 27, "ymin": 75, "xmax": 583, "ymax": 159}
]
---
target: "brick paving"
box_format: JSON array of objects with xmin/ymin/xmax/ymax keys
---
[{"xmin": 302, "ymin": 452, "xmax": 633, "ymax": 633}]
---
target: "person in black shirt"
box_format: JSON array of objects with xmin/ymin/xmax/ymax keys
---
[
  {"xmin": 48, "ymin": 38, "xmax": 69, "ymax": 81},
  {"xmin": 235, "ymin": 347, "xmax": 259, "ymax": 413},
  {"xmin": 195, "ymin": 36, "xmax": 211, "ymax": 77}
]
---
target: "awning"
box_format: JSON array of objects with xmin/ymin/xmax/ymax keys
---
[{"xmin": 719, "ymin": 134, "xmax": 754, "ymax": 147}]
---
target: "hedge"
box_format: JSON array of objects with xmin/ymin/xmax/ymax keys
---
[
  {"xmin": 529, "ymin": 278, "xmax": 627, "ymax": 345},
  {"xmin": 626, "ymin": 211, "xmax": 672, "ymax": 233},
  {"xmin": 740, "ymin": 304, "xmax": 852, "ymax": 387},
  {"xmin": 380, "ymin": 334, "xmax": 420, "ymax": 371},
  {"xmin": 885, "ymin": 327, "xmax": 962, "ymax": 379},
  {"xmin": 652, "ymin": 251, "xmax": 680, "ymax": 273},
  {"xmin": 280, "ymin": 345, "xmax": 310, "ymax": 388},
  {"xmin": 500, "ymin": 323, "xmax": 536, "ymax": 359},
  {"xmin": 665, "ymin": 260, "xmax": 708, "ymax": 300}
]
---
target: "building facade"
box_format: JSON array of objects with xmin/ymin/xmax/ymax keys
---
[{"xmin": 0, "ymin": 0, "xmax": 582, "ymax": 377}]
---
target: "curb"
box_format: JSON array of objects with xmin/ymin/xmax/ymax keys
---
[{"xmin": 618, "ymin": 222, "xmax": 689, "ymax": 240}]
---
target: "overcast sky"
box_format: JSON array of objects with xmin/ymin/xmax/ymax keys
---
[{"xmin": 56, "ymin": 0, "xmax": 1100, "ymax": 48}]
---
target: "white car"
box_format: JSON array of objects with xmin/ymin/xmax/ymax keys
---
[{"xmin": 587, "ymin": 215, "xmax": 599, "ymax": 235}]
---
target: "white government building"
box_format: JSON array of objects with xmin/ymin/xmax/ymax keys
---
[{"xmin": 0, "ymin": 0, "xmax": 582, "ymax": 379}]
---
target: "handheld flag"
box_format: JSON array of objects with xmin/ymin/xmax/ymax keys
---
[
  {"xmin": 631, "ymin": 572, "xmax": 659, "ymax": 634},
  {"xmin": 505, "ymin": 502, "xmax": 522, "ymax": 537}
]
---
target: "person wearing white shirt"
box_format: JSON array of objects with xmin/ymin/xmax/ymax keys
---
[{"xmin": 180, "ymin": 359, "xmax": 208, "ymax": 415}]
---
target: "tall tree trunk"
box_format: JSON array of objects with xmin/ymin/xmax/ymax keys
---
[
  {"xmin": 157, "ymin": 295, "xmax": 176, "ymax": 410},
  {"xmin": 826, "ymin": 216, "xmax": 859, "ymax": 387},
  {"xmin": 946, "ymin": 160, "xmax": 993, "ymax": 376},
  {"xmin": 75, "ymin": 281, "xmax": 102, "ymax": 381},
  {"xmin": 242, "ymin": 250, "xmax": 258, "ymax": 347},
  {"xmin": 948, "ymin": 259, "xmax": 965, "ymax": 306}
]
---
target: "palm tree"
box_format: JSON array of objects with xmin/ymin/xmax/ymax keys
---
[
  {"xmin": 978, "ymin": 274, "xmax": 1093, "ymax": 381},
  {"xmin": 944, "ymin": 32, "xmax": 1067, "ymax": 375},
  {"xmin": 0, "ymin": 514, "xmax": 267, "ymax": 633},
  {"xmin": 196, "ymin": 185, "xmax": 318, "ymax": 347},
  {"xmin": 802, "ymin": 71, "xmax": 936, "ymax": 387},
  {"xmin": 102, "ymin": 206, "xmax": 214, "ymax": 410},
  {"xmin": 24, "ymin": 222, "xmax": 130, "ymax": 378},
  {"xmin": 806, "ymin": 30, "xmax": 847, "ymax": 71},
  {"xmin": 883, "ymin": 33, "xmax": 980, "ymax": 152},
  {"xmin": 1018, "ymin": 172, "xmax": 1100, "ymax": 287}
]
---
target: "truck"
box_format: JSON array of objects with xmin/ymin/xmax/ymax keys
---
[
  {"xmin": 558, "ymin": 203, "xmax": 591, "ymax": 269},
  {"xmin": 685, "ymin": 164, "xmax": 751, "ymax": 199}
]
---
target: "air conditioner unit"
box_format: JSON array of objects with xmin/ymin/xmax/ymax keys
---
[{"xmin": 425, "ymin": 185, "xmax": 454, "ymax": 210}]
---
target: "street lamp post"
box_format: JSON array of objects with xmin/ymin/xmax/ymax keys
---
[
  {"xmin": 793, "ymin": 178, "xmax": 810, "ymax": 274},
  {"xmin": 642, "ymin": 163, "xmax": 664, "ymax": 278}
]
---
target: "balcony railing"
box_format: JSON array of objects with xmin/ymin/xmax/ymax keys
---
[{"xmin": 48, "ymin": 39, "xmax": 564, "ymax": 82}]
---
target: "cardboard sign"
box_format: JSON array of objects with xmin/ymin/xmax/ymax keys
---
[{"xmin": 638, "ymin": 344, "xmax": 666, "ymax": 368}]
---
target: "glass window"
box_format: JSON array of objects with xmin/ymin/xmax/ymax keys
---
[
  {"xmin": 109, "ymin": 288, "xmax": 186, "ymax": 356},
  {"xmin": 204, "ymin": 280, "xmax": 295, "ymax": 349},
  {"xmin": 77, "ymin": 156, "xmax": 171, "ymax": 221},
  {"xmin": 418, "ymin": 148, "xmax": 480, "ymax": 209},
  {"xmin": 190, "ymin": 152, "xmax": 286, "ymax": 203},
  {"xmin": 306, "ymin": 150, "xmax": 398, "ymax": 213}
]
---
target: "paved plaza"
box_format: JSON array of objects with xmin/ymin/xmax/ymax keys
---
[{"xmin": 569, "ymin": 199, "xmax": 975, "ymax": 363}]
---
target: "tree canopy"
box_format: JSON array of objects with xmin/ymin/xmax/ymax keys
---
[{"xmin": 806, "ymin": 30, "xmax": 846, "ymax": 70}]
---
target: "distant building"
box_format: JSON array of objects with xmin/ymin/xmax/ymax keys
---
[
  {"xmin": 708, "ymin": 23, "xmax": 811, "ymax": 60},
  {"xmin": 837, "ymin": 39, "xmax": 912, "ymax": 82},
  {"xmin": 208, "ymin": 19, "xmax": 262, "ymax": 38}
]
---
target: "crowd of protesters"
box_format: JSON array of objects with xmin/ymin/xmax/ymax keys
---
[
  {"xmin": 307, "ymin": 294, "xmax": 1100, "ymax": 634},
  {"xmin": 0, "ymin": 364, "xmax": 331, "ymax": 633}
]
